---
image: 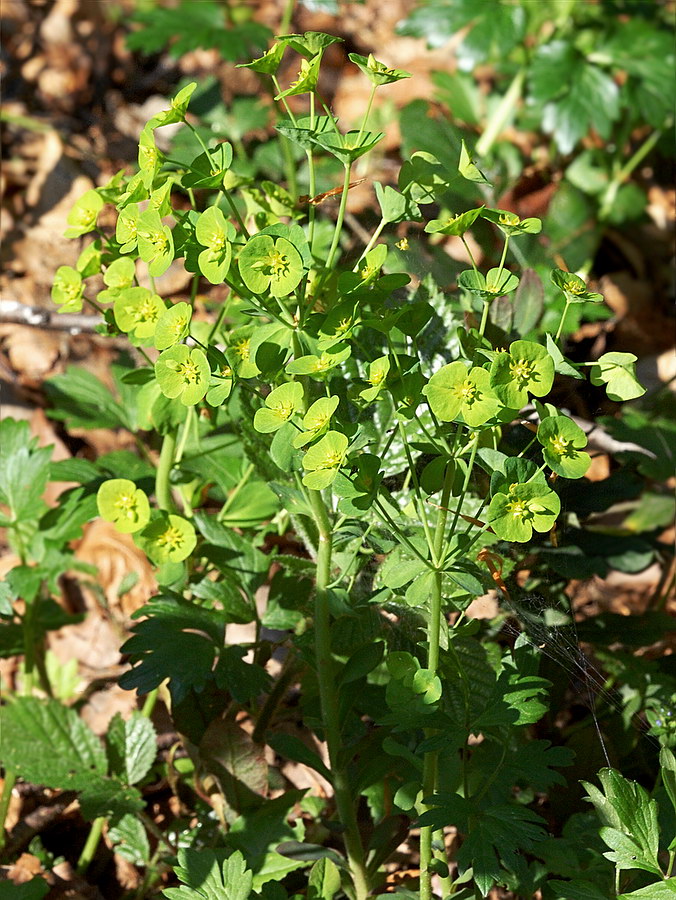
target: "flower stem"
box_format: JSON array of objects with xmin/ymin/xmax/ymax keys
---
[
  {"xmin": 76, "ymin": 816, "xmax": 105, "ymax": 874},
  {"xmin": 308, "ymin": 489, "xmax": 369, "ymax": 900},
  {"xmin": 156, "ymin": 429, "xmax": 177, "ymax": 513},
  {"xmin": 419, "ymin": 463, "xmax": 455, "ymax": 900},
  {"xmin": 554, "ymin": 299, "xmax": 572, "ymax": 343},
  {"xmin": 357, "ymin": 83, "xmax": 377, "ymax": 143},
  {"xmin": 354, "ymin": 216, "xmax": 386, "ymax": 270},
  {"xmin": 326, "ymin": 163, "xmax": 352, "ymax": 270}
]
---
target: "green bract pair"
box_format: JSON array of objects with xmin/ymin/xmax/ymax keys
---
[{"xmin": 97, "ymin": 479, "xmax": 195, "ymax": 563}]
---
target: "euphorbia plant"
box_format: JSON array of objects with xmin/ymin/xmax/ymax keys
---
[{"xmin": 31, "ymin": 30, "xmax": 661, "ymax": 900}]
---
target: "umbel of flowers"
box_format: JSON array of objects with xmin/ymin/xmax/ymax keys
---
[{"xmin": 52, "ymin": 32, "xmax": 645, "ymax": 900}]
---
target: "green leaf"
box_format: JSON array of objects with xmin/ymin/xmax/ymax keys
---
[
  {"xmin": 582, "ymin": 768, "xmax": 662, "ymax": 876},
  {"xmin": 79, "ymin": 777, "xmax": 144, "ymax": 823},
  {"xmin": 537, "ymin": 415, "xmax": 591, "ymax": 479},
  {"xmin": 76, "ymin": 241, "xmax": 102, "ymax": 277},
  {"xmin": 589, "ymin": 352, "xmax": 645, "ymax": 402},
  {"xmin": 530, "ymin": 41, "xmax": 620, "ymax": 154},
  {"xmin": 545, "ymin": 333, "xmax": 585, "ymax": 380},
  {"xmin": 425, "ymin": 205, "xmax": 484, "ymax": 237},
  {"xmin": 308, "ymin": 857, "xmax": 341, "ymax": 900},
  {"xmin": 512, "ymin": 268, "xmax": 544, "ymax": 336},
  {"xmin": 278, "ymin": 31, "xmax": 343, "ymax": 59},
  {"xmin": 0, "ymin": 697, "xmax": 107, "ymax": 789},
  {"xmin": 164, "ymin": 849, "xmax": 253, "ymax": 900},
  {"xmin": 374, "ymin": 182, "xmax": 421, "ymax": 224},
  {"xmin": 310, "ymin": 129, "xmax": 384, "ymax": 165},
  {"xmin": 183, "ymin": 143, "xmax": 234, "ymax": 190},
  {"xmin": 108, "ymin": 813, "xmax": 151, "ymax": 865},
  {"xmin": 0, "ymin": 879, "xmax": 49, "ymax": 900},
  {"xmin": 237, "ymin": 42, "xmax": 285, "ymax": 75},
  {"xmin": 618, "ymin": 880, "xmax": 676, "ymax": 899},
  {"xmin": 0, "ymin": 419, "xmax": 51, "ymax": 524},
  {"xmin": 120, "ymin": 594, "xmax": 227, "ymax": 702},
  {"xmin": 106, "ymin": 711, "xmax": 157, "ymax": 785},
  {"xmin": 147, "ymin": 81, "xmax": 197, "ymax": 128},
  {"xmin": 399, "ymin": 151, "xmax": 452, "ymax": 204},
  {"xmin": 458, "ymin": 139, "xmax": 490, "ymax": 185},
  {"xmin": 116, "ymin": 203, "xmax": 140, "ymax": 253}
]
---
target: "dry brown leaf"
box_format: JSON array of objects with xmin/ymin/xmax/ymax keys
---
[
  {"xmin": 6, "ymin": 852, "xmax": 45, "ymax": 883},
  {"xmin": 75, "ymin": 519, "xmax": 156, "ymax": 618}
]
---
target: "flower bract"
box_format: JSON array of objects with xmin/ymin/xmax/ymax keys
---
[
  {"xmin": 348, "ymin": 52, "xmax": 411, "ymax": 86},
  {"xmin": 114, "ymin": 287, "xmax": 165, "ymax": 341},
  {"xmin": 154, "ymin": 302, "xmax": 192, "ymax": 351},
  {"xmin": 136, "ymin": 512, "xmax": 196, "ymax": 564},
  {"xmin": 254, "ymin": 381, "xmax": 304, "ymax": 433},
  {"xmin": 551, "ymin": 268, "xmax": 603, "ymax": 303},
  {"xmin": 155, "ymin": 344, "xmax": 209, "ymax": 406},
  {"xmin": 424, "ymin": 362, "xmax": 500, "ymax": 427},
  {"xmin": 97, "ymin": 479, "xmax": 150, "ymax": 534},
  {"xmin": 302, "ymin": 430, "xmax": 349, "ymax": 490},
  {"xmin": 488, "ymin": 482, "xmax": 561, "ymax": 542},
  {"xmin": 195, "ymin": 207, "xmax": 235, "ymax": 284},
  {"xmin": 136, "ymin": 209, "xmax": 174, "ymax": 277},
  {"xmin": 490, "ymin": 340, "xmax": 555, "ymax": 407},
  {"xmin": 64, "ymin": 189, "xmax": 104, "ymax": 239},
  {"xmin": 537, "ymin": 415, "xmax": 591, "ymax": 479},
  {"xmin": 52, "ymin": 266, "xmax": 84, "ymax": 313},
  {"xmin": 239, "ymin": 234, "xmax": 303, "ymax": 297}
]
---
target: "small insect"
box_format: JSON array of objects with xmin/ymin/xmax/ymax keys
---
[{"xmin": 298, "ymin": 179, "xmax": 366, "ymax": 206}]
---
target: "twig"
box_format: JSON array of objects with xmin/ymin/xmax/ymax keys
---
[{"xmin": 0, "ymin": 299, "xmax": 102, "ymax": 334}]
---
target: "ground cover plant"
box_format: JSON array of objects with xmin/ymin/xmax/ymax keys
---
[{"xmin": 0, "ymin": 5, "xmax": 674, "ymax": 900}]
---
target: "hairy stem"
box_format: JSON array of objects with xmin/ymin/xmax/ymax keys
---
[{"xmin": 309, "ymin": 490, "xmax": 369, "ymax": 900}]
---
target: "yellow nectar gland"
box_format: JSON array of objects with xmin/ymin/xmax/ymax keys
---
[
  {"xmin": 210, "ymin": 232, "xmax": 226, "ymax": 251},
  {"xmin": 156, "ymin": 525, "xmax": 185, "ymax": 552},
  {"xmin": 360, "ymin": 263, "xmax": 378, "ymax": 281},
  {"xmin": 177, "ymin": 358, "xmax": 201, "ymax": 384},
  {"xmin": 61, "ymin": 280, "xmax": 80, "ymax": 301},
  {"xmin": 336, "ymin": 317, "xmax": 352, "ymax": 334},
  {"xmin": 498, "ymin": 212, "xmax": 520, "ymax": 227},
  {"xmin": 136, "ymin": 298, "xmax": 160, "ymax": 324},
  {"xmin": 509, "ymin": 358, "xmax": 534, "ymax": 385},
  {"xmin": 565, "ymin": 280, "xmax": 585, "ymax": 295},
  {"xmin": 170, "ymin": 315, "xmax": 189, "ymax": 337},
  {"xmin": 454, "ymin": 378, "xmax": 477, "ymax": 404},
  {"xmin": 314, "ymin": 354, "xmax": 333, "ymax": 372},
  {"xmin": 115, "ymin": 492, "xmax": 137, "ymax": 518},
  {"xmin": 274, "ymin": 402, "xmax": 294, "ymax": 421},
  {"xmin": 369, "ymin": 370, "xmax": 386, "ymax": 386},
  {"xmin": 323, "ymin": 451, "xmax": 343, "ymax": 468},
  {"xmin": 220, "ymin": 365, "xmax": 232, "ymax": 378},
  {"xmin": 396, "ymin": 238, "xmax": 409, "ymax": 251},
  {"xmin": 550, "ymin": 434, "xmax": 570, "ymax": 455},
  {"xmin": 507, "ymin": 498, "xmax": 532, "ymax": 520},
  {"xmin": 266, "ymin": 249, "xmax": 290, "ymax": 278},
  {"xmin": 232, "ymin": 338, "xmax": 251, "ymax": 361}
]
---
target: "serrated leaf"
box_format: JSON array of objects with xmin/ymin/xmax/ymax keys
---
[
  {"xmin": 106, "ymin": 712, "xmax": 157, "ymax": 785},
  {"xmin": 109, "ymin": 812, "xmax": 151, "ymax": 865},
  {"xmin": 164, "ymin": 848, "xmax": 253, "ymax": 900},
  {"xmin": 0, "ymin": 419, "xmax": 52, "ymax": 524},
  {"xmin": 79, "ymin": 776, "xmax": 144, "ymax": 823},
  {"xmin": 1, "ymin": 697, "xmax": 106, "ymax": 789}
]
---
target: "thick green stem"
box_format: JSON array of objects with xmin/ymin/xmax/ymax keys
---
[
  {"xmin": 0, "ymin": 771, "xmax": 16, "ymax": 852},
  {"xmin": 76, "ymin": 816, "xmax": 105, "ymax": 874},
  {"xmin": 326, "ymin": 163, "xmax": 352, "ymax": 270},
  {"xmin": 420, "ymin": 464, "xmax": 455, "ymax": 900},
  {"xmin": 478, "ymin": 300, "xmax": 490, "ymax": 338},
  {"xmin": 155, "ymin": 429, "xmax": 177, "ymax": 513},
  {"xmin": 309, "ymin": 490, "xmax": 369, "ymax": 900}
]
